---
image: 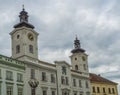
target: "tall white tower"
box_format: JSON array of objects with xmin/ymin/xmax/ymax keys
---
[
  {"xmin": 70, "ymin": 36, "xmax": 89, "ymax": 73},
  {"xmin": 10, "ymin": 7, "xmax": 39, "ymax": 62}
]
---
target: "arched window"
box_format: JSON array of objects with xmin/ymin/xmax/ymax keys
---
[
  {"xmin": 29, "ymin": 45, "xmax": 33, "ymax": 53},
  {"xmin": 16, "ymin": 45, "xmax": 20, "ymax": 53},
  {"xmin": 75, "ymin": 65, "xmax": 78, "ymax": 70}
]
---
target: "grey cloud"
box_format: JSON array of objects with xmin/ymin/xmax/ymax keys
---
[{"xmin": 0, "ymin": 0, "xmax": 120, "ymax": 93}]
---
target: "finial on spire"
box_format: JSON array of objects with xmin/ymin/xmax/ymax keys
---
[
  {"xmin": 19, "ymin": 5, "xmax": 28, "ymax": 22},
  {"xmin": 71, "ymin": 36, "xmax": 85, "ymax": 53},
  {"xmin": 74, "ymin": 35, "xmax": 80, "ymax": 49},
  {"xmin": 75, "ymin": 34, "xmax": 78, "ymax": 40},
  {"xmin": 22, "ymin": 4, "xmax": 25, "ymax": 11}
]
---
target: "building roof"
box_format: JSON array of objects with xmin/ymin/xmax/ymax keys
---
[{"xmin": 90, "ymin": 73, "xmax": 117, "ymax": 85}]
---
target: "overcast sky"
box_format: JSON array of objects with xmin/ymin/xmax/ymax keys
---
[{"xmin": 0, "ymin": 0, "xmax": 120, "ymax": 93}]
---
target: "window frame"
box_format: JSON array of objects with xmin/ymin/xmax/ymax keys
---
[
  {"xmin": 42, "ymin": 72, "xmax": 47, "ymax": 81},
  {"xmin": 17, "ymin": 73, "xmax": 23, "ymax": 82},
  {"xmin": 29, "ymin": 45, "xmax": 33, "ymax": 53},
  {"xmin": 6, "ymin": 85, "xmax": 13, "ymax": 95},
  {"xmin": 16, "ymin": 45, "xmax": 20, "ymax": 54},
  {"xmin": 6, "ymin": 71, "xmax": 13, "ymax": 80},
  {"xmin": 18, "ymin": 87, "xmax": 23, "ymax": 95}
]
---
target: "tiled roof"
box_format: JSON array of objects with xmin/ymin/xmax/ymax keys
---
[{"xmin": 90, "ymin": 73, "xmax": 117, "ymax": 84}]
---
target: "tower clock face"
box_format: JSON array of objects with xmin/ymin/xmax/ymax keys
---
[{"xmin": 28, "ymin": 33, "xmax": 34, "ymax": 41}]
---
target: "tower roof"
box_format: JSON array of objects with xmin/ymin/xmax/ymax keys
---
[
  {"xmin": 14, "ymin": 6, "xmax": 34, "ymax": 29},
  {"xmin": 71, "ymin": 36, "xmax": 85, "ymax": 53}
]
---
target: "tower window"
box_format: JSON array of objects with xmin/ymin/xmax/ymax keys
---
[
  {"xmin": 29, "ymin": 45, "xmax": 33, "ymax": 53},
  {"xmin": 16, "ymin": 45, "xmax": 20, "ymax": 54},
  {"xmin": 17, "ymin": 35, "xmax": 20, "ymax": 39},
  {"xmin": 83, "ymin": 64, "xmax": 87, "ymax": 70},
  {"xmin": 82, "ymin": 56, "xmax": 85, "ymax": 61},
  {"xmin": 75, "ymin": 65, "xmax": 78, "ymax": 70},
  {"xmin": 75, "ymin": 58, "xmax": 77, "ymax": 60}
]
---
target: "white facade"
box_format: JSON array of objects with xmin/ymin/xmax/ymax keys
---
[
  {"xmin": 0, "ymin": 55, "xmax": 25, "ymax": 95},
  {"xmin": 0, "ymin": 8, "xmax": 91, "ymax": 95}
]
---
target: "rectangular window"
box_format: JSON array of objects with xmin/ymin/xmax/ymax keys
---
[
  {"xmin": 61, "ymin": 76, "xmax": 65, "ymax": 84},
  {"xmin": 93, "ymin": 86, "xmax": 96, "ymax": 93},
  {"xmin": 85, "ymin": 81, "xmax": 89, "ymax": 88},
  {"xmin": 6, "ymin": 71, "xmax": 13, "ymax": 80},
  {"xmin": 29, "ymin": 45, "xmax": 33, "ymax": 53},
  {"xmin": 31, "ymin": 69, "xmax": 35, "ymax": 79},
  {"xmin": 62, "ymin": 66, "xmax": 67, "ymax": 75},
  {"xmin": 52, "ymin": 91, "xmax": 55, "ymax": 95},
  {"xmin": 79, "ymin": 80, "xmax": 82, "ymax": 87},
  {"xmin": 42, "ymin": 72, "xmax": 47, "ymax": 81},
  {"xmin": 112, "ymin": 88, "xmax": 115, "ymax": 94},
  {"xmin": 43, "ymin": 90, "xmax": 47, "ymax": 95},
  {"xmin": 31, "ymin": 88, "xmax": 35, "ymax": 95},
  {"xmin": 51, "ymin": 74, "xmax": 55, "ymax": 83},
  {"xmin": 73, "ymin": 79, "xmax": 76, "ymax": 86},
  {"xmin": 16, "ymin": 45, "xmax": 20, "ymax": 54},
  {"xmin": 17, "ymin": 73, "xmax": 23, "ymax": 82},
  {"xmin": 103, "ymin": 87, "xmax": 106, "ymax": 93},
  {"xmin": 97, "ymin": 87, "xmax": 100, "ymax": 93},
  {"xmin": 108, "ymin": 88, "xmax": 111, "ymax": 94},
  {"xmin": 7, "ymin": 86, "xmax": 13, "ymax": 95},
  {"xmin": 18, "ymin": 87, "xmax": 23, "ymax": 95}
]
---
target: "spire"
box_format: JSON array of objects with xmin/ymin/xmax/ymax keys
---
[
  {"xmin": 14, "ymin": 6, "xmax": 34, "ymax": 29},
  {"xmin": 71, "ymin": 35, "xmax": 85, "ymax": 53},
  {"xmin": 19, "ymin": 5, "xmax": 28, "ymax": 22},
  {"xmin": 22, "ymin": 4, "xmax": 25, "ymax": 11},
  {"xmin": 74, "ymin": 35, "xmax": 81, "ymax": 49}
]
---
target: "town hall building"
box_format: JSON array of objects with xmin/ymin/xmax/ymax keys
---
[{"xmin": 0, "ymin": 7, "xmax": 91, "ymax": 95}]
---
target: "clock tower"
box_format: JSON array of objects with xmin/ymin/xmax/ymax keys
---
[
  {"xmin": 10, "ymin": 7, "xmax": 39, "ymax": 62},
  {"xmin": 70, "ymin": 36, "xmax": 89, "ymax": 73}
]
